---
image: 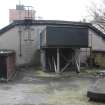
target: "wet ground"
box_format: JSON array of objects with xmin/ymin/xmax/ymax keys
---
[{"xmin": 0, "ymin": 68, "xmax": 104, "ymax": 105}]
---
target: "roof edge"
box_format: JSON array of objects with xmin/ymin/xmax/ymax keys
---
[{"xmin": 0, "ymin": 19, "xmax": 105, "ymax": 39}]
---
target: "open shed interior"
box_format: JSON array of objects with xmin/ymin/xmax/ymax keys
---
[{"xmin": 41, "ymin": 48, "xmax": 80, "ymax": 73}]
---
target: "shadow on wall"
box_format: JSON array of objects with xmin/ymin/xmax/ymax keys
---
[{"xmin": 31, "ymin": 50, "xmax": 41, "ymax": 67}]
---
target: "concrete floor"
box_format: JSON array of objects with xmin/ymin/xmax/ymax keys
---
[{"xmin": 0, "ymin": 68, "xmax": 104, "ymax": 105}]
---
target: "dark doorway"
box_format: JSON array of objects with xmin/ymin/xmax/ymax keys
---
[{"xmin": 0, "ymin": 56, "xmax": 7, "ymax": 79}]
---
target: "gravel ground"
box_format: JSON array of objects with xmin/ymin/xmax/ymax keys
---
[{"xmin": 0, "ymin": 68, "xmax": 104, "ymax": 105}]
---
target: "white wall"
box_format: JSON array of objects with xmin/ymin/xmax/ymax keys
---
[
  {"xmin": 0, "ymin": 25, "xmax": 46, "ymax": 65},
  {"xmin": 89, "ymin": 29, "xmax": 105, "ymax": 51}
]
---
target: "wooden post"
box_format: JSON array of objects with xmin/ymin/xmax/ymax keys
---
[
  {"xmin": 76, "ymin": 55, "xmax": 80, "ymax": 73},
  {"xmin": 75, "ymin": 49, "xmax": 80, "ymax": 73},
  {"xmin": 56, "ymin": 48, "xmax": 60, "ymax": 73},
  {"xmin": 78, "ymin": 49, "xmax": 80, "ymax": 72}
]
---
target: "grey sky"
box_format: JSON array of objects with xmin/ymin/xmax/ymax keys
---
[{"xmin": 0, "ymin": 0, "xmax": 101, "ymax": 29}]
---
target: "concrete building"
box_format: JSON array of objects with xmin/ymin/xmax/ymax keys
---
[
  {"xmin": 0, "ymin": 20, "xmax": 105, "ymax": 72},
  {"xmin": 9, "ymin": 5, "xmax": 35, "ymax": 23}
]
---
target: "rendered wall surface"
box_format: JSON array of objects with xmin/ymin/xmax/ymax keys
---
[
  {"xmin": 89, "ymin": 29, "xmax": 105, "ymax": 51},
  {"xmin": 0, "ymin": 25, "xmax": 46, "ymax": 65}
]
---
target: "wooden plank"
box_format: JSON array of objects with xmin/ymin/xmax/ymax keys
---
[
  {"xmin": 75, "ymin": 49, "xmax": 80, "ymax": 73},
  {"xmin": 56, "ymin": 48, "xmax": 60, "ymax": 73}
]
